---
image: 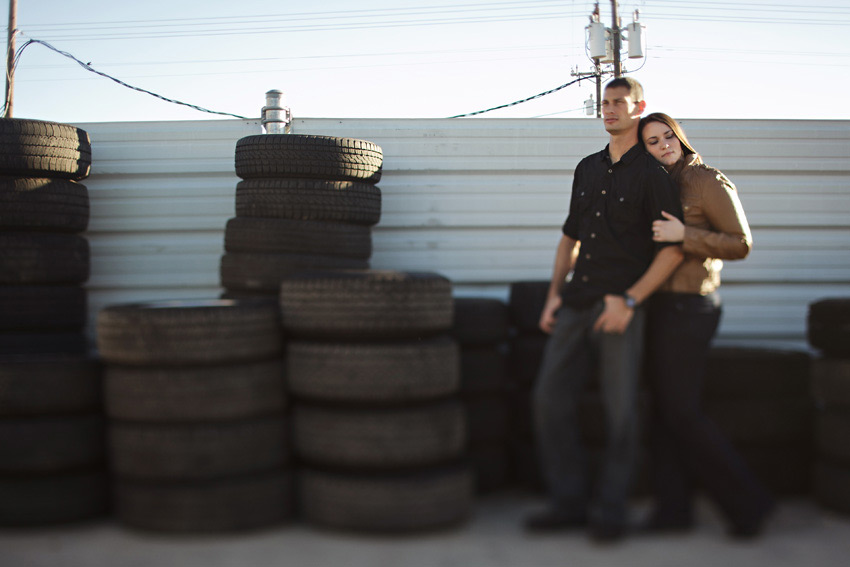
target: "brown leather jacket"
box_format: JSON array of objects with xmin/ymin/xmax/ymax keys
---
[{"xmin": 658, "ymin": 153, "xmax": 752, "ymax": 295}]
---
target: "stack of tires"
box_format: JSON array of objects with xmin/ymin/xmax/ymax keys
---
[
  {"xmin": 704, "ymin": 347, "xmax": 813, "ymax": 496},
  {"xmin": 221, "ymin": 134, "xmax": 382, "ymax": 297},
  {"xmin": 505, "ymin": 280, "xmax": 650, "ymax": 495},
  {"xmin": 808, "ymin": 298, "xmax": 850, "ymax": 515},
  {"xmin": 96, "ymin": 300, "xmax": 293, "ymax": 532},
  {"xmin": 452, "ymin": 297, "xmax": 513, "ymax": 493},
  {"xmin": 0, "ymin": 117, "xmax": 107, "ymax": 526},
  {"xmin": 280, "ymin": 270, "xmax": 473, "ymax": 533}
]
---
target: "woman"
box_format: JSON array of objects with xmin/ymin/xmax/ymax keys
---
[{"xmin": 638, "ymin": 113, "xmax": 774, "ymax": 538}]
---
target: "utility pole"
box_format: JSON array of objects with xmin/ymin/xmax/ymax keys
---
[
  {"xmin": 610, "ymin": 0, "xmax": 622, "ymax": 77},
  {"xmin": 4, "ymin": 0, "xmax": 17, "ymax": 118}
]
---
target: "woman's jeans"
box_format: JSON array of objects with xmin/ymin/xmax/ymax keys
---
[
  {"xmin": 533, "ymin": 299, "xmax": 646, "ymax": 527},
  {"xmin": 646, "ymin": 292, "xmax": 773, "ymax": 528}
]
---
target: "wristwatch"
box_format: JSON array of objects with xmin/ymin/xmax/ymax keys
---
[{"xmin": 623, "ymin": 293, "xmax": 638, "ymax": 309}]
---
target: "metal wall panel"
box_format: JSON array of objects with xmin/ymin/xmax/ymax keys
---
[{"xmin": 75, "ymin": 117, "xmax": 850, "ymax": 345}]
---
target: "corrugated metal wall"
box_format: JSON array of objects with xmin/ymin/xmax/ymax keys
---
[{"xmin": 76, "ymin": 117, "xmax": 850, "ymax": 344}]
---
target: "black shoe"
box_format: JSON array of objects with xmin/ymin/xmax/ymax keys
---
[
  {"xmin": 728, "ymin": 500, "xmax": 776, "ymax": 540},
  {"xmin": 524, "ymin": 508, "xmax": 586, "ymax": 532},
  {"xmin": 588, "ymin": 520, "xmax": 627, "ymax": 543}
]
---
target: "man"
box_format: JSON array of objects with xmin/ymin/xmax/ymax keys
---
[{"xmin": 526, "ymin": 77, "xmax": 684, "ymax": 542}]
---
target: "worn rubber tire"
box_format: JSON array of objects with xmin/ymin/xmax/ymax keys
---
[
  {"xmin": 814, "ymin": 461, "xmax": 850, "ymax": 515},
  {"xmin": 279, "ymin": 270, "xmax": 453, "ymax": 340},
  {"xmin": 508, "ymin": 281, "xmax": 549, "ymax": 334},
  {"xmin": 293, "ymin": 400, "xmax": 466, "ymax": 469},
  {"xmin": 220, "ymin": 252, "xmax": 369, "ymax": 293},
  {"xmin": 508, "ymin": 333, "xmax": 548, "ymax": 388},
  {"xmin": 0, "ymin": 232, "xmax": 89, "ymax": 284},
  {"xmin": 0, "ymin": 177, "xmax": 89, "ymax": 232},
  {"xmin": 0, "ymin": 415, "xmax": 104, "ymax": 473},
  {"xmin": 812, "ymin": 357, "xmax": 850, "ymax": 409},
  {"xmin": 109, "ymin": 418, "xmax": 289, "ymax": 480},
  {"xmin": 460, "ymin": 345, "xmax": 508, "ymax": 394},
  {"xmin": 706, "ymin": 398, "xmax": 813, "ymax": 446},
  {"xmin": 287, "ymin": 337, "xmax": 460, "ymax": 403},
  {"xmin": 738, "ymin": 445, "xmax": 812, "ymax": 496},
  {"xmin": 465, "ymin": 396, "xmax": 509, "ymax": 444},
  {"xmin": 816, "ymin": 410, "xmax": 850, "ymax": 466},
  {"xmin": 299, "ymin": 464, "xmax": 473, "ymax": 533},
  {"xmin": 224, "ymin": 217, "xmax": 372, "ymax": 258},
  {"xmin": 0, "ymin": 285, "xmax": 87, "ymax": 331},
  {"xmin": 104, "ymin": 359, "xmax": 286, "ymax": 421},
  {"xmin": 235, "ymin": 134, "xmax": 382, "ymax": 184},
  {"xmin": 0, "ymin": 118, "xmax": 91, "ymax": 180},
  {"xmin": 704, "ymin": 346, "xmax": 811, "ymax": 400},
  {"xmin": 808, "ymin": 298, "xmax": 850, "ymax": 357},
  {"xmin": 114, "ymin": 470, "xmax": 294, "ymax": 532},
  {"xmin": 468, "ymin": 442, "xmax": 511, "ymax": 493},
  {"xmin": 96, "ymin": 299, "xmax": 282, "ymax": 365},
  {"xmin": 0, "ymin": 331, "xmax": 88, "ymax": 356},
  {"xmin": 452, "ymin": 297, "xmax": 509, "ymax": 345},
  {"xmin": 0, "ymin": 355, "xmax": 100, "ymax": 416},
  {"xmin": 0, "ymin": 471, "xmax": 109, "ymax": 526},
  {"xmin": 235, "ymin": 178, "xmax": 381, "ymax": 225}
]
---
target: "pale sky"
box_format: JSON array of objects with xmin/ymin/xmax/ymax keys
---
[{"xmin": 6, "ymin": 0, "xmax": 850, "ymax": 123}]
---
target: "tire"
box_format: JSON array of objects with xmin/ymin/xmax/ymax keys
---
[
  {"xmin": 104, "ymin": 359, "xmax": 286, "ymax": 421},
  {"xmin": 220, "ymin": 252, "xmax": 369, "ymax": 293},
  {"xmin": 0, "ymin": 285, "xmax": 87, "ymax": 331},
  {"xmin": 508, "ymin": 333, "xmax": 548, "ymax": 388},
  {"xmin": 0, "ymin": 232, "xmax": 89, "ymax": 284},
  {"xmin": 286, "ymin": 337, "xmax": 460, "ymax": 403},
  {"xmin": 0, "ymin": 331, "xmax": 88, "ymax": 356},
  {"xmin": 816, "ymin": 410, "xmax": 850, "ymax": 465},
  {"xmin": 109, "ymin": 418, "xmax": 289, "ymax": 480},
  {"xmin": 299, "ymin": 464, "xmax": 473, "ymax": 533},
  {"xmin": 814, "ymin": 461, "xmax": 850, "ymax": 515},
  {"xmin": 96, "ymin": 299, "xmax": 282, "ymax": 365},
  {"xmin": 808, "ymin": 298, "xmax": 850, "ymax": 357},
  {"xmin": 0, "ymin": 415, "xmax": 104, "ymax": 473},
  {"xmin": 706, "ymin": 398, "xmax": 813, "ymax": 446},
  {"xmin": 235, "ymin": 178, "xmax": 381, "ymax": 226},
  {"xmin": 508, "ymin": 281, "xmax": 549, "ymax": 334},
  {"xmin": 279, "ymin": 270, "xmax": 453, "ymax": 340},
  {"xmin": 0, "ymin": 118, "xmax": 91, "ymax": 180},
  {"xmin": 224, "ymin": 217, "xmax": 372, "ymax": 259},
  {"xmin": 812, "ymin": 357, "xmax": 850, "ymax": 408},
  {"xmin": 0, "ymin": 471, "xmax": 109, "ymax": 526},
  {"xmin": 452, "ymin": 297, "xmax": 509, "ymax": 345},
  {"xmin": 0, "ymin": 177, "xmax": 89, "ymax": 232},
  {"xmin": 739, "ymin": 445, "xmax": 812, "ymax": 496},
  {"xmin": 460, "ymin": 346, "xmax": 508, "ymax": 394},
  {"xmin": 292, "ymin": 400, "xmax": 466, "ymax": 469},
  {"xmin": 704, "ymin": 347, "xmax": 811, "ymax": 400},
  {"xmin": 0, "ymin": 355, "xmax": 100, "ymax": 416},
  {"xmin": 235, "ymin": 134, "xmax": 382, "ymax": 183},
  {"xmin": 114, "ymin": 470, "xmax": 294, "ymax": 532},
  {"xmin": 465, "ymin": 396, "xmax": 509, "ymax": 443},
  {"xmin": 468, "ymin": 443, "xmax": 511, "ymax": 493}
]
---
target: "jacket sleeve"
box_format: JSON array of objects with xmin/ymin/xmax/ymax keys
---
[{"xmin": 682, "ymin": 168, "xmax": 752, "ymax": 260}]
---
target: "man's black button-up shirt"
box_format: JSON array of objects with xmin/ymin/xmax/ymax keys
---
[{"xmin": 561, "ymin": 143, "xmax": 683, "ymax": 308}]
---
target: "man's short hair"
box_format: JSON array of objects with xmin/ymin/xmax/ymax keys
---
[{"xmin": 604, "ymin": 77, "xmax": 644, "ymax": 103}]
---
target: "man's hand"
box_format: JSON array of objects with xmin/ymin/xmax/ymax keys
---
[
  {"xmin": 539, "ymin": 294, "xmax": 562, "ymax": 334},
  {"xmin": 592, "ymin": 294, "xmax": 634, "ymax": 334}
]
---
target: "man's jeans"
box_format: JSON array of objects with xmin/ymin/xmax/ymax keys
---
[{"xmin": 532, "ymin": 299, "xmax": 646, "ymax": 526}]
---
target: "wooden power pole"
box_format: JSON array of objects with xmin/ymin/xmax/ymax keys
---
[
  {"xmin": 611, "ymin": 0, "xmax": 622, "ymax": 77},
  {"xmin": 5, "ymin": 0, "xmax": 17, "ymax": 118}
]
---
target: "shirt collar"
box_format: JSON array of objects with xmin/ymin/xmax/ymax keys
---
[{"xmin": 601, "ymin": 142, "xmax": 644, "ymax": 166}]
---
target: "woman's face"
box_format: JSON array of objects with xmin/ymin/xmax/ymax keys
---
[{"xmin": 642, "ymin": 121, "xmax": 682, "ymax": 167}]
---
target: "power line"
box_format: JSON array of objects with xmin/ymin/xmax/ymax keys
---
[{"xmin": 12, "ymin": 39, "xmax": 250, "ymax": 119}]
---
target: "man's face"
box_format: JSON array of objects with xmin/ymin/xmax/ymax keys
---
[{"xmin": 601, "ymin": 86, "xmax": 643, "ymax": 134}]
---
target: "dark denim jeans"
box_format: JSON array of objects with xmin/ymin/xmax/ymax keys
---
[
  {"xmin": 646, "ymin": 292, "xmax": 774, "ymax": 529},
  {"xmin": 533, "ymin": 299, "xmax": 646, "ymax": 527}
]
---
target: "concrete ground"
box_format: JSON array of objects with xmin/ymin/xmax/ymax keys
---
[{"xmin": 2, "ymin": 494, "xmax": 849, "ymax": 567}]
